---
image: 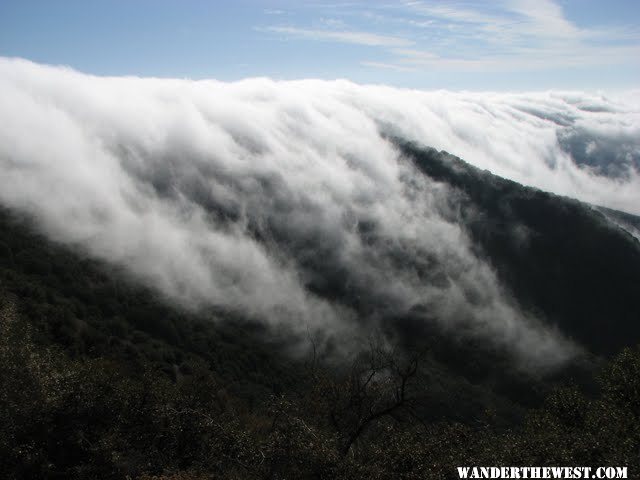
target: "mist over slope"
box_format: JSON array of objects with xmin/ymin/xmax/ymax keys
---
[
  {"xmin": 1, "ymin": 58, "xmax": 639, "ymax": 368},
  {"xmin": 398, "ymin": 141, "xmax": 640, "ymax": 356}
]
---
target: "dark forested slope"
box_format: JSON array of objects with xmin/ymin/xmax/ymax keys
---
[
  {"xmin": 397, "ymin": 140, "xmax": 640, "ymax": 355},
  {"xmin": 2, "ymin": 141, "xmax": 640, "ymax": 478},
  {"xmin": 0, "ymin": 207, "xmax": 301, "ymax": 402}
]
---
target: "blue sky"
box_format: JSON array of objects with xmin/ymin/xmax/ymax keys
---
[{"xmin": 1, "ymin": 0, "xmax": 639, "ymax": 90}]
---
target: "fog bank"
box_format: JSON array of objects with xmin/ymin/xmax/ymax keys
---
[{"xmin": 4, "ymin": 58, "xmax": 634, "ymax": 367}]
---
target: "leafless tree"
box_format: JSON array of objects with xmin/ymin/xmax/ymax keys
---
[{"xmin": 310, "ymin": 335, "xmax": 422, "ymax": 456}]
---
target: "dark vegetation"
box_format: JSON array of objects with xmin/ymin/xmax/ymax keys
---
[
  {"xmin": 0, "ymin": 207, "xmax": 301, "ymax": 403},
  {"xmin": 2, "ymin": 141, "xmax": 640, "ymax": 478},
  {"xmin": 398, "ymin": 140, "xmax": 640, "ymax": 355},
  {"xmin": 2, "ymin": 288, "xmax": 639, "ymax": 479}
]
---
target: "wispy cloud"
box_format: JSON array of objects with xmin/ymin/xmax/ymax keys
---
[
  {"xmin": 385, "ymin": 44, "xmax": 640, "ymax": 72},
  {"xmin": 406, "ymin": 2, "xmax": 509, "ymax": 27},
  {"xmin": 263, "ymin": 26, "xmax": 413, "ymax": 47},
  {"xmin": 504, "ymin": 0, "xmax": 580, "ymax": 38},
  {"xmin": 360, "ymin": 60, "xmax": 416, "ymax": 72},
  {"xmin": 398, "ymin": 0, "xmax": 640, "ymax": 68},
  {"xmin": 259, "ymin": 0, "xmax": 639, "ymax": 77}
]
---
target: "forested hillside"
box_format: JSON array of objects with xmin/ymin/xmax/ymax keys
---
[
  {"xmin": 2, "ymin": 142, "xmax": 640, "ymax": 478},
  {"xmin": 2, "ymin": 271, "xmax": 640, "ymax": 479},
  {"xmin": 398, "ymin": 141, "xmax": 640, "ymax": 355}
]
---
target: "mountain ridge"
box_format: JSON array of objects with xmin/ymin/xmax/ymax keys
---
[{"xmin": 395, "ymin": 139, "xmax": 640, "ymax": 356}]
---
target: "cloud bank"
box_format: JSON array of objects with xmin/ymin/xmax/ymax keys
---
[{"xmin": 2, "ymin": 58, "xmax": 638, "ymax": 367}]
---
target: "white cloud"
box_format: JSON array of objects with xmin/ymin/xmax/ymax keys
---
[
  {"xmin": 255, "ymin": 1, "xmax": 639, "ymax": 76},
  {"xmin": 505, "ymin": 0, "xmax": 580, "ymax": 39},
  {"xmin": 386, "ymin": 43, "xmax": 640, "ymax": 72},
  {"xmin": 385, "ymin": 0, "xmax": 640, "ymax": 72},
  {"xmin": 360, "ymin": 60, "xmax": 416, "ymax": 72},
  {"xmin": 3, "ymin": 59, "xmax": 639, "ymax": 366},
  {"xmin": 406, "ymin": 3, "xmax": 508, "ymax": 27},
  {"xmin": 263, "ymin": 26, "xmax": 413, "ymax": 47}
]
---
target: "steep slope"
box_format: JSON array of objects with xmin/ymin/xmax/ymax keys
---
[
  {"xmin": 0, "ymin": 206, "xmax": 540, "ymax": 423},
  {"xmin": 397, "ymin": 140, "xmax": 640, "ymax": 355},
  {"xmin": 2, "ymin": 156, "xmax": 640, "ymax": 478},
  {"xmin": 6, "ymin": 134, "xmax": 640, "ymax": 425},
  {"xmin": 0, "ymin": 207, "xmax": 302, "ymax": 403}
]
